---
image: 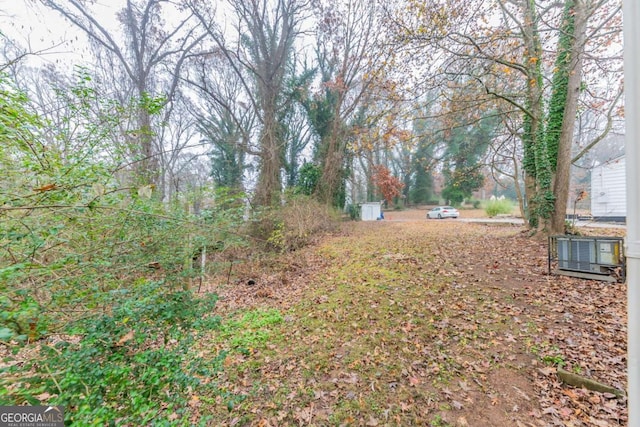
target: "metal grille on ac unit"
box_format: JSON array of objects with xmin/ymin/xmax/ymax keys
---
[{"xmin": 549, "ymin": 236, "xmax": 625, "ymax": 282}]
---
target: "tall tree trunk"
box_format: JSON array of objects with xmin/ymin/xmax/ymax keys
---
[
  {"xmin": 521, "ymin": 0, "xmax": 546, "ymax": 229},
  {"xmin": 190, "ymin": 0, "xmax": 301, "ymax": 207},
  {"xmin": 254, "ymin": 108, "xmax": 283, "ymax": 206},
  {"xmin": 137, "ymin": 104, "xmax": 157, "ymax": 186},
  {"xmin": 551, "ymin": 0, "xmax": 588, "ymax": 234},
  {"xmin": 317, "ymin": 117, "xmax": 345, "ymax": 207}
]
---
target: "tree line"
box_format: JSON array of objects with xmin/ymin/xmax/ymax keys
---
[{"xmin": 1, "ymin": 0, "xmax": 623, "ymax": 233}]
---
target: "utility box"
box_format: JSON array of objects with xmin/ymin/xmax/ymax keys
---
[
  {"xmin": 361, "ymin": 202, "xmax": 382, "ymax": 221},
  {"xmin": 548, "ymin": 235, "xmax": 625, "ymax": 282}
]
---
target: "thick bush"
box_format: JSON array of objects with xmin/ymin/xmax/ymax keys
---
[
  {"xmin": 346, "ymin": 204, "xmax": 359, "ymax": 220},
  {"xmin": 484, "ymin": 199, "xmax": 515, "ymax": 217},
  {"xmin": 0, "ymin": 72, "xmax": 245, "ymax": 424},
  {"xmin": 0, "ymin": 73, "xmax": 246, "ymax": 342},
  {"xmin": 1, "ymin": 282, "xmax": 225, "ymax": 425},
  {"xmin": 280, "ymin": 196, "xmax": 339, "ymax": 251},
  {"xmin": 252, "ymin": 195, "xmax": 339, "ymax": 252}
]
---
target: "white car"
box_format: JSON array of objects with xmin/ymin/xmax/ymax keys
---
[{"xmin": 427, "ymin": 206, "xmax": 459, "ymax": 219}]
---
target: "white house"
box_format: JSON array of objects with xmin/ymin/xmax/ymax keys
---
[{"xmin": 591, "ymin": 156, "xmax": 626, "ymax": 219}]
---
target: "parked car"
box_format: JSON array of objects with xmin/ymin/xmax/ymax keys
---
[{"xmin": 427, "ymin": 206, "xmax": 459, "ymax": 219}]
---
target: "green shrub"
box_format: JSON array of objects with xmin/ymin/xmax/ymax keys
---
[
  {"xmin": 346, "ymin": 204, "xmax": 359, "ymax": 220},
  {"xmin": 441, "ymin": 187, "xmax": 465, "ymax": 206},
  {"xmin": 0, "ymin": 69, "xmax": 249, "ymax": 426},
  {"xmin": 0, "ymin": 194, "xmax": 242, "ymax": 341},
  {"xmin": 294, "ymin": 163, "xmax": 322, "ymax": 196},
  {"xmin": 0, "ymin": 282, "xmax": 227, "ymax": 425},
  {"xmin": 484, "ymin": 199, "xmax": 514, "ymax": 217},
  {"xmin": 0, "ymin": 73, "xmax": 246, "ymax": 342}
]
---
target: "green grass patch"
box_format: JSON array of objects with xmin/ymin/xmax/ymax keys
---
[{"xmin": 218, "ymin": 308, "xmax": 284, "ymax": 352}]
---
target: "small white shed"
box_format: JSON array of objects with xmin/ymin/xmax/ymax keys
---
[
  {"xmin": 591, "ymin": 156, "xmax": 626, "ymax": 219},
  {"xmin": 360, "ymin": 202, "xmax": 382, "ymax": 221}
]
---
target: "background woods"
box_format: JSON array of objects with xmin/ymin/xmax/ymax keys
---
[{"xmin": 2, "ymin": 0, "xmax": 622, "ymax": 216}]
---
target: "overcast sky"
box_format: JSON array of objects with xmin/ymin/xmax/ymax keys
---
[{"xmin": 0, "ymin": 1, "xmax": 123, "ymax": 70}]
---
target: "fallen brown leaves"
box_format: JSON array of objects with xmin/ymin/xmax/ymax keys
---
[{"xmin": 199, "ymin": 210, "xmax": 627, "ymax": 426}]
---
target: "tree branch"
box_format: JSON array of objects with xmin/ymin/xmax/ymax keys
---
[{"xmin": 571, "ymin": 86, "xmax": 623, "ymax": 164}]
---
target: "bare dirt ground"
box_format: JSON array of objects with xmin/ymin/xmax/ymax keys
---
[{"xmin": 201, "ymin": 209, "xmax": 627, "ymax": 426}]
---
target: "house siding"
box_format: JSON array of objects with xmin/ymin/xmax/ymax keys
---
[{"xmin": 591, "ymin": 157, "xmax": 626, "ymax": 217}]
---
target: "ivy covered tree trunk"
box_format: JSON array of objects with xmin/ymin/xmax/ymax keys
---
[
  {"xmin": 296, "ymin": 55, "xmax": 346, "ymax": 208},
  {"xmin": 549, "ymin": 0, "xmax": 588, "ymax": 234},
  {"xmin": 521, "ymin": 0, "xmax": 589, "ymax": 234},
  {"xmin": 317, "ymin": 119, "xmax": 347, "ymax": 208},
  {"xmin": 521, "ymin": 0, "xmax": 548, "ymax": 230},
  {"xmin": 254, "ymin": 107, "xmax": 284, "ymax": 206},
  {"xmin": 136, "ymin": 89, "xmax": 157, "ymax": 187},
  {"xmin": 191, "ymin": 0, "xmax": 303, "ymax": 208},
  {"xmin": 410, "ymin": 128, "xmax": 435, "ymax": 204}
]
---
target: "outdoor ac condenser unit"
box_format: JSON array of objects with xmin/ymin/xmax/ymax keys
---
[{"xmin": 549, "ymin": 236, "xmax": 625, "ymax": 282}]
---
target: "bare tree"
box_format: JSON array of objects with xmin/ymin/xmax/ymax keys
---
[
  {"xmin": 487, "ymin": 110, "xmax": 527, "ymax": 218},
  {"xmin": 155, "ymin": 94, "xmax": 204, "ymax": 202},
  {"xmin": 189, "ymin": 0, "xmax": 310, "ymax": 207},
  {"xmin": 184, "ymin": 50, "xmax": 257, "ymax": 192},
  {"xmin": 40, "ymin": 0, "xmax": 208, "ymax": 190}
]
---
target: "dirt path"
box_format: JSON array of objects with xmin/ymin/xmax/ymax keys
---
[{"xmin": 200, "ymin": 212, "xmax": 627, "ymax": 426}]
